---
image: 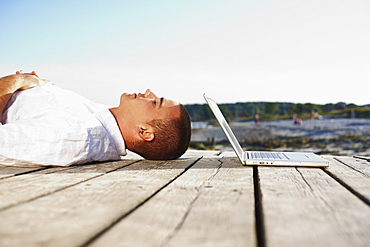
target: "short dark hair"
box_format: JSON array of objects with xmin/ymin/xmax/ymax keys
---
[{"xmin": 130, "ymin": 104, "xmax": 191, "ymax": 160}]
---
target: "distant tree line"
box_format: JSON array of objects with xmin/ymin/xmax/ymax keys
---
[{"xmin": 184, "ymin": 102, "xmax": 370, "ymax": 121}]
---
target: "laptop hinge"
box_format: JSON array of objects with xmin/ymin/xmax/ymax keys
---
[{"xmin": 244, "ymin": 151, "xmax": 249, "ymax": 160}]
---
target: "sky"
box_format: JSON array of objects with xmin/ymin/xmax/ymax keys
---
[{"xmin": 1, "ymin": 0, "xmax": 369, "ymax": 106}]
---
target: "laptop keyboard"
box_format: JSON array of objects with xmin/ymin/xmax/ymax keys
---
[{"xmin": 249, "ymin": 152, "xmax": 290, "ymax": 160}]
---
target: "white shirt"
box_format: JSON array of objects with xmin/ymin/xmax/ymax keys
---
[{"xmin": 0, "ymin": 83, "xmax": 126, "ymax": 167}]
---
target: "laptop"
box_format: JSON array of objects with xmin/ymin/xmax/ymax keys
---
[{"xmin": 204, "ymin": 94, "xmax": 329, "ymax": 167}]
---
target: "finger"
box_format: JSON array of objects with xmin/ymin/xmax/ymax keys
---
[{"xmin": 31, "ymin": 71, "xmax": 39, "ymax": 77}]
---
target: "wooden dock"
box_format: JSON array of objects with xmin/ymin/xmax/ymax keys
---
[{"xmin": 0, "ymin": 150, "xmax": 369, "ymax": 247}]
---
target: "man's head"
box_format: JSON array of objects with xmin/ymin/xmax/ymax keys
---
[{"xmin": 110, "ymin": 89, "xmax": 191, "ymax": 160}]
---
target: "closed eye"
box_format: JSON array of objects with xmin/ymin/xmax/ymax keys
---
[{"xmin": 152, "ymin": 97, "xmax": 163, "ymax": 108}]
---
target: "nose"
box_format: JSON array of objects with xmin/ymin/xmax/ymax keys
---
[
  {"xmin": 137, "ymin": 89, "xmax": 150, "ymax": 98},
  {"xmin": 144, "ymin": 89, "xmax": 151, "ymax": 97},
  {"xmin": 139, "ymin": 89, "xmax": 157, "ymax": 99}
]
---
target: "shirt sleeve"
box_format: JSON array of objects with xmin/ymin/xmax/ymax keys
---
[
  {"xmin": 0, "ymin": 120, "xmax": 74, "ymax": 167},
  {"xmin": 0, "ymin": 117, "xmax": 98, "ymax": 167},
  {"xmin": 0, "ymin": 119, "xmax": 122, "ymax": 167}
]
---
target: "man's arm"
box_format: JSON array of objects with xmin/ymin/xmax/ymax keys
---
[{"xmin": 0, "ymin": 71, "xmax": 49, "ymax": 122}]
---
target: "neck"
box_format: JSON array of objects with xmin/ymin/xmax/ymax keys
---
[
  {"xmin": 109, "ymin": 107, "xmax": 135, "ymax": 149},
  {"xmin": 109, "ymin": 107, "xmax": 125, "ymax": 139}
]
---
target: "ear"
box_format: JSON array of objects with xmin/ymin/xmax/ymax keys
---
[{"xmin": 139, "ymin": 126, "xmax": 155, "ymax": 142}]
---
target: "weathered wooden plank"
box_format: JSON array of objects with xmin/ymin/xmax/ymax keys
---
[
  {"xmin": 0, "ymin": 152, "xmax": 142, "ymax": 180},
  {"xmin": 166, "ymin": 157, "xmax": 255, "ymax": 247},
  {"xmin": 181, "ymin": 149, "xmax": 221, "ymax": 158},
  {"xmin": 90, "ymin": 157, "xmax": 256, "ymax": 247},
  {"xmin": 353, "ymin": 155, "xmax": 370, "ymax": 162},
  {"xmin": 122, "ymin": 150, "xmax": 144, "ymax": 159},
  {"xmin": 220, "ymin": 151, "xmax": 238, "ymax": 157},
  {"xmin": 335, "ymin": 156, "xmax": 370, "ymax": 177},
  {"xmin": 0, "ymin": 160, "xmax": 135, "ymax": 211},
  {"xmin": 0, "ymin": 158, "xmax": 198, "ymax": 247},
  {"xmin": 324, "ymin": 156, "xmax": 370, "ymax": 203},
  {"xmin": 0, "ymin": 167, "xmax": 46, "ymax": 179},
  {"xmin": 259, "ymin": 165, "xmax": 370, "ymax": 247}
]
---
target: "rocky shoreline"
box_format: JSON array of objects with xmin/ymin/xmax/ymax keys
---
[{"xmin": 190, "ymin": 118, "xmax": 370, "ymax": 156}]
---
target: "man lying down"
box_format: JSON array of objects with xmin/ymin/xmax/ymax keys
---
[{"xmin": 0, "ymin": 71, "xmax": 191, "ymax": 167}]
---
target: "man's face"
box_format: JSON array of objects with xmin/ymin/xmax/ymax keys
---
[{"xmin": 118, "ymin": 89, "xmax": 180, "ymax": 125}]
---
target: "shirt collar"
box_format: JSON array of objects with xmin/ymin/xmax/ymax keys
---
[{"xmin": 92, "ymin": 107, "xmax": 127, "ymax": 156}]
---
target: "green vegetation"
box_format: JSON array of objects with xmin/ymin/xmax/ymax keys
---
[{"xmin": 185, "ymin": 102, "xmax": 370, "ymax": 121}]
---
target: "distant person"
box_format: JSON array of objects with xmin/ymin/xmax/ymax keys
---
[
  {"xmin": 310, "ymin": 109, "xmax": 322, "ymax": 125},
  {"xmin": 350, "ymin": 108, "xmax": 356, "ymax": 118},
  {"xmin": 310, "ymin": 110, "xmax": 316, "ymax": 125},
  {"xmin": 0, "ymin": 71, "xmax": 191, "ymax": 167},
  {"xmin": 292, "ymin": 113, "xmax": 302, "ymax": 125},
  {"xmin": 254, "ymin": 113, "xmax": 260, "ymax": 127}
]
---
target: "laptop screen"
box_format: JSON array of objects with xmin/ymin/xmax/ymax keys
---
[{"xmin": 203, "ymin": 94, "xmax": 244, "ymax": 161}]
